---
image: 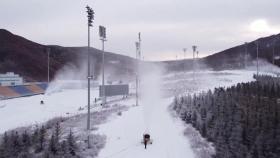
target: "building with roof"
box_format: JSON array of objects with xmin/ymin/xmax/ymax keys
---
[{"xmin": 0, "ymin": 72, "xmax": 23, "ymax": 86}]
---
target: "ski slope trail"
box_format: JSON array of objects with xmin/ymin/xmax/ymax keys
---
[{"xmin": 97, "ymin": 97, "xmax": 195, "ymax": 158}]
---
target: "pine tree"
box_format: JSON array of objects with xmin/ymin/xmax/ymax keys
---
[
  {"xmin": 48, "ymin": 134, "xmax": 58, "ymax": 155},
  {"xmin": 0, "ymin": 132, "xmax": 10, "ymax": 158},
  {"xmin": 11, "ymin": 131, "xmax": 21, "ymax": 157},
  {"xmin": 32, "ymin": 127, "xmax": 39, "ymax": 145},
  {"xmin": 67, "ymin": 129, "xmax": 77, "ymax": 156},
  {"xmin": 35, "ymin": 126, "xmax": 46, "ymax": 153},
  {"xmin": 60, "ymin": 140, "xmax": 67, "ymax": 156},
  {"xmin": 21, "ymin": 131, "xmax": 31, "ymax": 152}
]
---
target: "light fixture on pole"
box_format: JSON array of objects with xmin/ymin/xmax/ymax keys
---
[
  {"xmin": 99, "ymin": 25, "xmax": 107, "ymax": 106},
  {"xmin": 86, "ymin": 5, "xmax": 94, "ymax": 148}
]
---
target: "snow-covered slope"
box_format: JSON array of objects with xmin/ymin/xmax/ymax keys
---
[
  {"xmin": 0, "ymin": 88, "xmax": 99, "ymax": 133},
  {"xmin": 95, "ymin": 70, "xmax": 258, "ymax": 158},
  {"xmin": 0, "ymin": 69, "xmax": 260, "ymax": 158},
  {"xmin": 97, "ymin": 98, "xmax": 195, "ymax": 158}
]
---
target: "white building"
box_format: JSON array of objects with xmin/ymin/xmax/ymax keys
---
[{"xmin": 0, "ymin": 72, "xmax": 23, "ymax": 86}]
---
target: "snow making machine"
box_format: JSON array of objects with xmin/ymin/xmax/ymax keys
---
[{"xmin": 142, "ymin": 133, "xmax": 152, "ymax": 149}]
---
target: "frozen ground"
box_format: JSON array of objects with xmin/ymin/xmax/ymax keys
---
[
  {"xmin": 0, "ymin": 69, "xmax": 262, "ymax": 157},
  {"xmin": 0, "ymin": 87, "xmax": 132, "ymax": 134},
  {"xmin": 95, "ymin": 70, "xmax": 258, "ymax": 158},
  {"xmin": 97, "ymin": 97, "xmax": 195, "ymax": 158}
]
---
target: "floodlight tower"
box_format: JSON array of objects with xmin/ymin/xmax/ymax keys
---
[
  {"xmin": 135, "ymin": 32, "xmax": 141, "ymax": 106},
  {"xmin": 135, "ymin": 42, "xmax": 140, "ymax": 106},
  {"xmin": 183, "ymin": 48, "xmax": 187, "ymax": 73},
  {"xmin": 99, "ymin": 26, "xmax": 107, "ymax": 105},
  {"xmin": 86, "ymin": 5, "xmax": 94, "ymax": 132},
  {"xmin": 192, "ymin": 45, "xmax": 197, "ymax": 81}
]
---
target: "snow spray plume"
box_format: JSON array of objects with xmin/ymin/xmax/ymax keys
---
[
  {"xmin": 139, "ymin": 62, "xmax": 163, "ymax": 133},
  {"xmin": 46, "ymin": 57, "xmax": 96, "ymax": 95},
  {"xmin": 246, "ymin": 59, "xmax": 280, "ymax": 75}
]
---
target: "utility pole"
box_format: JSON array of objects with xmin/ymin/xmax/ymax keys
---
[
  {"xmin": 183, "ymin": 48, "xmax": 187, "ymax": 73},
  {"xmin": 139, "ymin": 33, "xmax": 141, "ymax": 59},
  {"xmin": 135, "ymin": 42, "xmax": 139, "ymax": 106},
  {"xmin": 192, "ymin": 45, "xmax": 197, "ymax": 81},
  {"xmin": 47, "ymin": 48, "xmax": 50, "ymax": 83},
  {"xmin": 196, "ymin": 51, "xmax": 199, "ymax": 71},
  {"xmin": 86, "ymin": 5, "xmax": 94, "ymax": 148},
  {"xmin": 135, "ymin": 32, "xmax": 141, "ymax": 106},
  {"xmin": 99, "ymin": 26, "xmax": 107, "ymax": 106},
  {"xmin": 244, "ymin": 42, "xmax": 248, "ymax": 68}
]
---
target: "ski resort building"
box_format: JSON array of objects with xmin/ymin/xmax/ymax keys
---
[
  {"xmin": 0, "ymin": 72, "xmax": 23, "ymax": 86},
  {"xmin": 0, "ymin": 72, "xmax": 48, "ymax": 99}
]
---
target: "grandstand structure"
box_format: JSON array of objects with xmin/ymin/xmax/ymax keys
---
[
  {"xmin": 0, "ymin": 72, "xmax": 23, "ymax": 86},
  {"xmin": 0, "ymin": 83, "xmax": 48, "ymax": 99}
]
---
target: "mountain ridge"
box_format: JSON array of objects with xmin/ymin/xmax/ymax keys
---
[{"xmin": 1, "ymin": 29, "xmax": 279, "ymax": 81}]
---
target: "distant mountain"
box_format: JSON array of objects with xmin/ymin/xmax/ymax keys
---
[
  {"xmin": 163, "ymin": 33, "xmax": 280, "ymax": 71},
  {"xmin": 0, "ymin": 29, "xmax": 135, "ymax": 82},
  {"xmin": 204, "ymin": 33, "xmax": 280, "ymax": 70},
  {"xmin": 1, "ymin": 29, "xmax": 279, "ymax": 81}
]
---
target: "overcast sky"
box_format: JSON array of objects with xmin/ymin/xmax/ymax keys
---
[{"xmin": 1, "ymin": 0, "xmax": 280, "ymax": 61}]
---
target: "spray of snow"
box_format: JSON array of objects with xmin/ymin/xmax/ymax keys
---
[
  {"xmin": 246, "ymin": 59, "xmax": 280, "ymax": 75},
  {"xmin": 46, "ymin": 61, "xmax": 89, "ymax": 95},
  {"xmin": 139, "ymin": 63, "xmax": 162, "ymax": 133}
]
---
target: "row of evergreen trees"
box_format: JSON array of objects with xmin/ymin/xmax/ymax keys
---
[
  {"xmin": 173, "ymin": 75, "xmax": 280, "ymax": 158},
  {"xmin": 0, "ymin": 122, "xmax": 78, "ymax": 158}
]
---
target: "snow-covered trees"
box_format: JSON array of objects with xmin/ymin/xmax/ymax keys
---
[
  {"xmin": 0, "ymin": 123, "xmax": 78, "ymax": 158},
  {"xmin": 173, "ymin": 75, "xmax": 280, "ymax": 158}
]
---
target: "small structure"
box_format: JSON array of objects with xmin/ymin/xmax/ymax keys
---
[{"xmin": 0, "ymin": 72, "xmax": 23, "ymax": 86}]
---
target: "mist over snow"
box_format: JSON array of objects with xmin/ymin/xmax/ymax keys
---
[
  {"xmin": 246, "ymin": 59, "xmax": 280, "ymax": 75},
  {"xmin": 139, "ymin": 63, "xmax": 163, "ymax": 133},
  {"xmin": 46, "ymin": 58, "xmax": 95, "ymax": 95}
]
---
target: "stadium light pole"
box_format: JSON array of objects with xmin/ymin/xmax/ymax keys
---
[
  {"xmin": 135, "ymin": 42, "xmax": 139, "ymax": 106},
  {"xmin": 183, "ymin": 48, "xmax": 187, "ymax": 74},
  {"xmin": 192, "ymin": 45, "xmax": 197, "ymax": 81},
  {"xmin": 86, "ymin": 5, "xmax": 94, "ymax": 134},
  {"xmin": 135, "ymin": 32, "xmax": 141, "ymax": 106},
  {"xmin": 99, "ymin": 26, "xmax": 107, "ymax": 105}
]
